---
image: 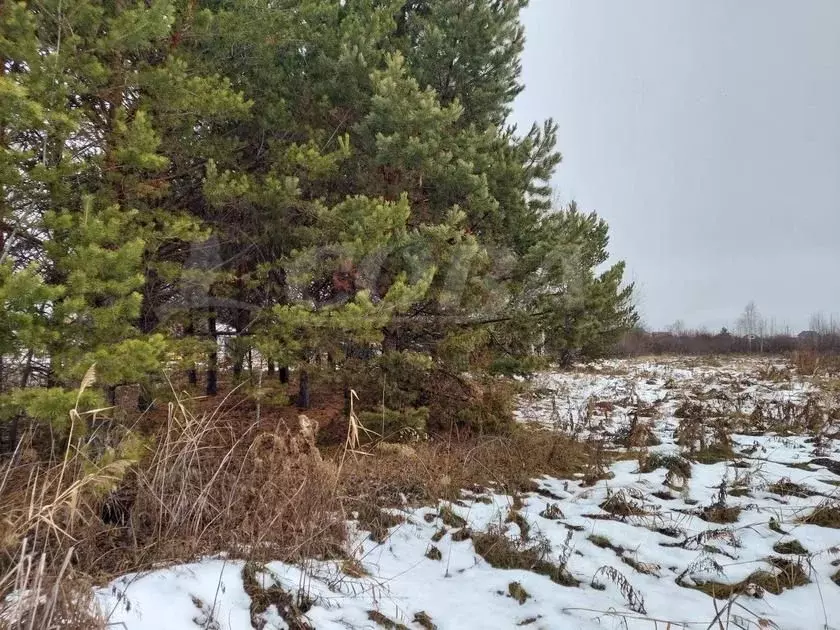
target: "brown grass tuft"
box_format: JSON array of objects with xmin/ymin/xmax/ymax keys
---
[
  {"xmin": 686, "ymin": 557, "xmax": 810, "ymax": 599},
  {"xmin": 472, "ymin": 527, "xmax": 579, "ymax": 587},
  {"xmin": 800, "ymin": 500, "xmax": 840, "ymax": 528}
]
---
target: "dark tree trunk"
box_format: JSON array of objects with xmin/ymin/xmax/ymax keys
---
[
  {"xmin": 138, "ymin": 267, "xmax": 162, "ymax": 411},
  {"xmin": 279, "ymin": 366, "xmax": 289, "ymax": 384},
  {"xmin": 297, "ymin": 370, "xmax": 309, "ymax": 409},
  {"xmin": 206, "ymin": 314, "xmax": 218, "ymax": 395},
  {"xmin": 6, "ymin": 416, "xmax": 19, "ymax": 454},
  {"xmin": 138, "ymin": 385, "xmax": 153, "ymax": 412},
  {"xmin": 267, "ymin": 359, "xmax": 275, "ymax": 376},
  {"xmin": 186, "ymin": 317, "xmax": 198, "ymax": 385},
  {"xmin": 343, "ymin": 380, "xmax": 351, "ymax": 416}
]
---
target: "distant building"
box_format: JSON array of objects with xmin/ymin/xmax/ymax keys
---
[{"xmin": 798, "ymin": 330, "xmax": 819, "ymax": 340}]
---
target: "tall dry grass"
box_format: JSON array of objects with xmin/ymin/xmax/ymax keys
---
[
  {"xmin": 129, "ymin": 389, "xmax": 345, "ymax": 563},
  {"xmin": 0, "ymin": 371, "xmax": 591, "ymax": 628},
  {"xmin": 0, "ymin": 383, "xmax": 346, "ymax": 628}
]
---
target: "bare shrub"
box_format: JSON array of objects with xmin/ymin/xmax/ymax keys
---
[{"xmin": 793, "ymin": 349, "xmax": 819, "ymax": 376}]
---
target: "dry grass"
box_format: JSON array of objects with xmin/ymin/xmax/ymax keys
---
[
  {"xmin": 772, "ymin": 539, "xmax": 808, "ymax": 555},
  {"xmin": 793, "ymin": 349, "xmax": 819, "ymax": 376},
  {"xmin": 472, "ymin": 527, "xmax": 579, "ymax": 587},
  {"xmin": 0, "ymin": 387, "xmax": 346, "ymax": 626},
  {"xmin": 599, "ymin": 490, "xmax": 649, "ymax": 518},
  {"xmin": 800, "ymin": 500, "xmax": 840, "ymax": 528},
  {"xmin": 700, "ymin": 504, "xmax": 742, "ymax": 524},
  {"xmin": 127, "ymin": 395, "xmax": 345, "ymax": 565},
  {"xmin": 686, "ymin": 557, "xmax": 810, "ymax": 599},
  {"xmin": 241, "ymin": 562, "xmax": 313, "ymax": 630},
  {"xmin": 0, "ymin": 544, "xmax": 105, "ymax": 630},
  {"xmin": 767, "ymin": 478, "xmax": 817, "ymax": 498},
  {"xmin": 335, "ymin": 430, "xmax": 589, "ymax": 509},
  {"xmin": 507, "ymin": 581, "xmax": 530, "ymax": 604},
  {"xmin": 352, "ymin": 503, "xmax": 404, "ymax": 544}
]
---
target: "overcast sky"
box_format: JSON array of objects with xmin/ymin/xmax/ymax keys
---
[{"xmin": 512, "ymin": 0, "xmax": 840, "ymax": 333}]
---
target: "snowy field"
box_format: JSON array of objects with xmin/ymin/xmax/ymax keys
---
[{"xmin": 99, "ymin": 357, "xmax": 840, "ymax": 630}]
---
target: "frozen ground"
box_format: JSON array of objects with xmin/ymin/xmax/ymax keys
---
[{"xmin": 99, "ymin": 357, "xmax": 840, "ymax": 630}]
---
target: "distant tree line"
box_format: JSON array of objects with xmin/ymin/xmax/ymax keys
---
[{"xmin": 615, "ymin": 304, "xmax": 840, "ymax": 356}]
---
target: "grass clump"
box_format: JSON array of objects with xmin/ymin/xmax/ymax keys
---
[
  {"xmin": 800, "ymin": 500, "xmax": 840, "ymax": 528},
  {"xmin": 769, "ymin": 517, "xmax": 788, "ymax": 535},
  {"xmin": 367, "ymin": 610, "xmax": 409, "ymax": 629},
  {"xmin": 508, "ymin": 581, "xmax": 531, "ymax": 605},
  {"xmin": 506, "ymin": 510, "xmax": 531, "ymax": 540},
  {"xmin": 242, "ymin": 562, "xmax": 313, "ymax": 630},
  {"xmin": 355, "ymin": 503, "xmax": 405, "ymax": 543},
  {"xmin": 539, "ymin": 503, "xmax": 564, "ymax": 520},
  {"xmin": 587, "ymin": 534, "xmax": 623, "ymax": 554},
  {"xmin": 768, "ymin": 478, "xmax": 817, "ymax": 498},
  {"xmin": 425, "ymin": 545, "xmax": 442, "ymax": 561},
  {"xmin": 599, "ymin": 490, "xmax": 649, "ymax": 518},
  {"xmin": 772, "ymin": 539, "xmax": 808, "ymax": 555},
  {"xmin": 340, "ymin": 557, "xmax": 368, "ymax": 578},
  {"xmin": 700, "ymin": 504, "xmax": 741, "ymax": 524},
  {"xmin": 439, "ymin": 505, "xmax": 467, "ymax": 528},
  {"xmin": 451, "ymin": 527, "xmax": 472, "ymax": 542},
  {"xmin": 337, "ymin": 430, "xmax": 589, "ymax": 508},
  {"xmin": 472, "ymin": 527, "xmax": 579, "ymax": 587},
  {"xmin": 413, "ymin": 611, "xmax": 437, "ymax": 629},
  {"xmin": 686, "ymin": 557, "xmax": 810, "ymax": 599},
  {"xmin": 638, "ymin": 453, "xmax": 692, "ymax": 478}
]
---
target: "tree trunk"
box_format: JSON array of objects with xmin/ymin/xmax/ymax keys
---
[
  {"xmin": 232, "ymin": 352, "xmax": 243, "ymax": 382},
  {"xmin": 279, "ymin": 366, "xmax": 289, "ymax": 384},
  {"xmin": 206, "ymin": 314, "xmax": 218, "ymax": 395},
  {"xmin": 186, "ymin": 317, "xmax": 198, "ymax": 385},
  {"xmin": 297, "ymin": 369, "xmax": 309, "ymax": 409},
  {"xmin": 267, "ymin": 359, "xmax": 275, "ymax": 376}
]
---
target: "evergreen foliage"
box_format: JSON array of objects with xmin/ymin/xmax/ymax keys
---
[{"xmin": 0, "ymin": 0, "xmax": 636, "ymax": 441}]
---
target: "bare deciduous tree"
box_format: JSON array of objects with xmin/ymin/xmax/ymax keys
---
[{"xmin": 736, "ymin": 301, "xmax": 765, "ymax": 352}]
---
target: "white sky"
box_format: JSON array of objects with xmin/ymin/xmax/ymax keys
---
[{"xmin": 513, "ymin": 0, "xmax": 840, "ymax": 332}]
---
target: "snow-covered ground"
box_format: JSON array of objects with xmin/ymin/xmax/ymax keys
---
[{"xmin": 98, "ymin": 357, "xmax": 840, "ymax": 630}]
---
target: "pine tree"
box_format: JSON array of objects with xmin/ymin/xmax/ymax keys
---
[
  {"xmin": 0, "ymin": 0, "xmax": 638, "ymax": 439},
  {"xmin": 0, "ymin": 0, "xmax": 245, "ymax": 427}
]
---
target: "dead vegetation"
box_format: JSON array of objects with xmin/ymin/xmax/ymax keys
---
[
  {"xmin": 590, "ymin": 566, "xmax": 646, "ymax": 614},
  {"xmin": 472, "ymin": 527, "xmax": 579, "ymax": 587},
  {"xmin": 599, "ymin": 489, "xmax": 650, "ymax": 518},
  {"xmin": 336, "ymin": 429, "xmax": 590, "ymax": 509},
  {"xmin": 354, "ymin": 503, "xmax": 405, "ymax": 544},
  {"xmin": 4, "ymin": 353, "xmax": 840, "ymax": 627},
  {"xmin": 767, "ymin": 477, "xmax": 818, "ymax": 498},
  {"xmin": 684, "ymin": 557, "xmax": 810, "ymax": 599},
  {"xmin": 367, "ymin": 610, "xmax": 409, "ymax": 629},
  {"xmin": 242, "ymin": 562, "xmax": 313, "ymax": 630},
  {"xmin": 507, "ymin": 581, "xmax": 530, "ymax": 604},
  {"xmin": 772, "ymin": 539, "xmax": 808, "ymax": 555},
  {"xmin": 800, "ymin": 500, "xmax": 840, "ymax": 528},
  {"xmin": 0, "ymin": 390, "xmax": 343, "ymax": 626}
]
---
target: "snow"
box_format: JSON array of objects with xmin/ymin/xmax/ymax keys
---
[{"xmin": 97, "ymin": 357, "xmax": 840, "ymax": 630}]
